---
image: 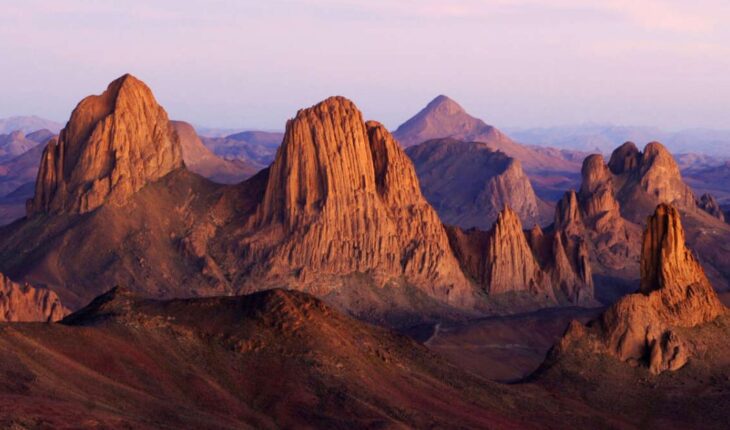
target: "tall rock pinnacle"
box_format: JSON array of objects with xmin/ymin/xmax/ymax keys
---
[
  {"xmin": 554, "ymin": 204, "xmax": 725, "ymax": 374},
  {"xmin": 485, "ymin": 207, "xmax": 552, "ymax": 299},
  {"xmin": 244, "ymin": 96, "xmax": 473, "ymax": 305},
  {"xmin": 28, "ymin": 74, "xmax": 183, "ymax": 215}
]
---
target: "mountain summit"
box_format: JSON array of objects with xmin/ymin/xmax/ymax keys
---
[
  {"xmin": 28, "ymin": 74, "xmax": 183, "ymax": 215},
  {"xmin": 393, "ymin": 95, "xmax": 500, "ymax": 148}
]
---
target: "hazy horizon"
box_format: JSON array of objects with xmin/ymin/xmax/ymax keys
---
[{"xmin": 2, "ymin": 0, "xmax": 729, "ymax": 131}]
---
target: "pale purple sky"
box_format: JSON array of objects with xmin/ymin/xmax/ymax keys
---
[{"xmin": 2, "ymin": 0, "xmax": 729, "ymax": 131}]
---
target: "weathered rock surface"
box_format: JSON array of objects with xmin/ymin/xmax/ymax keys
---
[
  {"xmin": 406, "ymin": 138, "xmax": 551, "ymax": 229},
  {"xmin": 485, "ymin": 207, "xmax": 553, "ymax": 299},
  {"xmin": 551, "ymin": 204, "xmax": 726, "ymax": 374},
  {"xmin": 239, "ymin": 97, "xmax": 474, "ymax": 306},
  {"xmin": 608, "ymin": 141, "xmax": 696, "ymax": 220},
  {"xmin": 0, "ymin": 272, "xmax": 68, "ymax": 321},
  {"xmin": 697, "ymin": 193, "xmax": 725, "ymax": 222},
  {"xmin": 28, "ymin": 74, "xmax": 183, "ymax": 215},
  {"xmin": 448, "ymin": 206, "xmax": 592, "ymax": 304}
]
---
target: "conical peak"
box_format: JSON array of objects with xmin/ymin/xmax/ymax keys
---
[
  {"xmin": 424, "ymin": 95, "xmax": 466, "ymax": 115},
  {"xmin": 555, "ymin": 190, "xmax": 582, "ymax": 230},
  {"xmin": 608, "ymin": 141, "xmax": 640, "ymax": 175}
]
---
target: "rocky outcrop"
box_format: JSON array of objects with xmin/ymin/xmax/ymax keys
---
[
  {"xmin": 553, "ymin": 204, "xmax": 725, "ymax": 374},
  {"xmin": 0, "ymin": 273, "xmax": 68, "ymax": 322},
  {"xmin": 28, "ymin": 74, "xmax": 183, "ymax": 215},
  {"xmin": 552, "ymin": 152, "xmax": 641, "ymax": 278},
  {"xmin": 406, "ymin": 138, "xmax": 549, "ymax": 229},
  {"xmin": 392, "ymin": 95, "xmax": 581, "ymax": 174},
  {"xmin": 607, "ymin": 142, "xmax": 696, "ymax": 220},
  {"xmin": 449, "ymin": 206, "xmax": 593, "ymax": 304},
  {"xmin": 240, "ymin": 97, "xmax": 473, "ymax": 306},
  {"xmin": 485, "ymin": 207, "xmax": 553, "ymax": 299},
  {"xmin": 697, "ymin": 193, "xmax": 725, "ymax": 222}
]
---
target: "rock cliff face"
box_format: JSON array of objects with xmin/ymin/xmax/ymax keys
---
[
  {"xmin": 448, "ymin": 206, "xmax": 592, "ymax": 304},
  {"xmin": 406, "ymin": 138, "xmax": 550, "ymax": 229},
  {"xmin": 28, "ymin": 74, "xmax": 183, "ymax": 215},
  {"xmin": 485, "ymin": 207, "xmax": 553, "ymax": 299},
  {"xmin": 0, "ymin": 273, "xmax": 68, "ymax": 322},
  {"xmin": 240, "ymin": 97, "xmax": 473, "ymax": 306},
  {"xmin": 552, "ymin": 204, "xmax": 725, "ymax": 374},
  {"xmin": 697, "ymin": 193, "xmax": 725, "ymax": 222},
  {"xmin": 607, "ymin": 142, "xmax": 696, "ymax": 221}
]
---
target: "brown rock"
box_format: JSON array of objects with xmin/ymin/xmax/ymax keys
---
[
  {"xmin": 406, "ymin": 138, "xmax": 550, "ymax": 229},
  {"xmin": 485, "ymin": 207, "xmax": 553, "ymax": 299},
  {"xmin": 28, "ymin": 74, "xmax": 183, "ymax": 215},
  {"xmin": 241, "ymin": 97, "xmax": 473, "ymax": 306},
  {"xmin": 556, "ymin": 204, "xmax": 725, "ymax": 374},
  {"xmin": 0, "ymin": 273, "xmax": 68, "ymax": 322},
  {"xmin": 697, "ymin": 193, "xmax": 725, "ymax": 222}
]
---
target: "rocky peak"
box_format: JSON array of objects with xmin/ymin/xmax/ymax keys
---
[
  {"xmin": 244, "ymin": 96, "xmax": 473, "ymax": 306},
  {"xmin": 554, "ymin": 190, "xmax": 583, "ymax": 233},
  {"xmin": 28, "ymin": 74, "xmax": 183, "ymax": 215},
  {"xmin": 607, "ymin": 141, "xmax": 640, "ymax": 175},
  {"xmin": 423, "ymin": 95, "xmax": 468, "ymax": 116},
  {"xmin": 0, "ymin": 273, "xmax": 68, "ymax": 322},
  {"xmin": 637, "ymin": 142, "xmax": 695, "ymax": 208},
  {"xmin": 392, "ymin": 95, "xmax": 494, "ymax": 147},
  {"xmin": 485, "ymin": 207, "xmax": 553, "ymax": 299},
  {"xmin": 405, "ymin": 139, "xmax": 548, "ymax": 229},
  {"xmin": 697, "ymin": 193, "xmax": 725, "ymax": 221},
  {"xmin": 555, "ymin": 204, "xmax": 725, "ymax": 374}
]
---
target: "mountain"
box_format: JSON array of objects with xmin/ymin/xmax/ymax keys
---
[
  {"xmin": 541, "ymin": 203, "xmax": 727, "ymax": 370},
  {"xmin": 0, "ymin": 134, "xmax": 55, "ymax": 226},
  {"xmin": 683, "ymin": 161, "xmax": 730, "ymax": 205},
  {"xmin": 0, "ymin": 77, "xmax": 600, "ymax": 321},
  {"xmin": 201, "ymin": 130, "xmax": 283, "ymax": 167},
  {"xmin": 29, "ymin": 74, "xmax": 184, "ymax": 215},
  {"xmin": 0, "ymin": 272, "xmax": 67, "ymax": 321},
  {"xmin": 508, "ymin": 123, "xmax": 730, "ymax": 157},
  {"xmin": 0, "ymin": 286, "xmax": 628, "ymax": 428},
  {"xmin": 230, "ymin": 96, "xmax": 475, "ymax": 315},
  {"xmin": 0, "ymin": 131, "xmax": 42, "ymax": 163},
  {"xmin": 172, "ymin": 120, "xmax": 259, "ymax": 183},
  {"xmin": 448, "ymin": 206, "xmax": 594, "ymax": 307},
  {"xmin": 392, "ymin": 96, "xmax": 586, "ymax": 200},
  {"xmin": 0, "ymin": 116, "xmax": 62, "ymax": 135},
  {"xmin": 529, "ymin": 204, "xmax": 730, "ymax": 428},
  {"xmin": 546, "ymin": 141, "xmax": 730, "ymax": 300},
  {"xmin": 406, "ymin": 138, "xmax": 552, "ymax": 229}
]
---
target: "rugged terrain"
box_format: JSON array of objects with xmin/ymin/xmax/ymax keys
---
[
  {"xmin": 393, "ymin": 95, "xmax": 587, "ymax": 200},
  {"xmin": 0, "ymin": 287, "xmax": 616, "ymax": 429},
  {"xmin": 406, "ymin": 138, "xmax": 552, "ymax": 229}
]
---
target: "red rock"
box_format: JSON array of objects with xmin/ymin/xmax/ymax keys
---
[
  {"xmin": 0, "ymin": 273, "xmax": 68, "ymax": 322},
  {"xmin": 28, "ymin": 74, "xmax": 183, "ymax": 215},
  {"xmin": 241, "ymin": 97, "xmax": 474, "ymax": 306},
  {"xmin": 555, "ymin": 204, "xmax": 725, "ymax": 374}
]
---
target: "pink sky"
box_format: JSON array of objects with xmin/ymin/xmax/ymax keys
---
[{"xmin": 1, "ymin": 0, "xmax": 729, "ymax": 130}]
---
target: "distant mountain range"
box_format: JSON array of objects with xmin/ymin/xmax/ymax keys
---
[
  {"xmin": 0, "ymin": 116, "xmax": 61, "ymax": 134},
  {"xmin": 507, "ymin": 124, "xmax": 730, "ymax": 158}
]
